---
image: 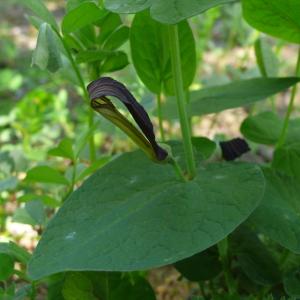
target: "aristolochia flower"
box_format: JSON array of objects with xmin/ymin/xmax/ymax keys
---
[{"xmin": 87, "ymin": 77, "xmax": 168, "ymax": 161}]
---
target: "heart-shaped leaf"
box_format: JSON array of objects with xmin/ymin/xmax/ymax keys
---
[{"xmin": 28, "ymin": 150, "xmax": 264, "ymax": 279}]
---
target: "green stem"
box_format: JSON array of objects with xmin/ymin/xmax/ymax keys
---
[
  {"xmin": 198, "ymin": 282, "xmax": 209, "ymax": 300},
  {"xmin": 168, "ymin": 157, "xmax": 187, "ymax": 182},
  {"xmin": 168, "ymin": 25, "xmax": 196, "ymax": 179},
  {"xmin": 277, "ymin": 47, "xmax": 300, "ymax": 148},
  {"xmin": 218, "ymin": 238, "xmax": 235, "ymax": 295},
  {"xmin": 156, "ymin": 93, "xmax": 165, "ymax": 142},
  {"xmin": 55, "ymin": 30, "xmax": 96, "ymax": 162}
]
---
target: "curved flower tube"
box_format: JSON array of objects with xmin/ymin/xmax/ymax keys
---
[{"xmin": 87, "ymin": 77, "xmax": 168, "ymax": 161}]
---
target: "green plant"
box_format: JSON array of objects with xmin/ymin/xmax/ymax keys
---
[{"xmin": 1, "ymin": 0, "xmax": 300, "ymax": 299}]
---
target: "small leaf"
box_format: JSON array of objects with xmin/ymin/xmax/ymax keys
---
[
  {"xmin": 0, "ymin": 254, "xmax": 14, "ymax": 281},
  {"xmin": 25, "ymin": 200, "xmax": 46, "ymax": 225},
  {"xmin": 0, "ymin": 177, "xmax": 18, "ymax": 193},
  {"xmin": 188, "ymin": 77, "xmax": 300, "ymax": 116},
  {"xmin": 76, "ymin": 50, "xmax": 110, "ymax": 64},
  {"xmin": 12, "ymin": 208, "xmax": 37, "ymax": 226},
  {"xmin": 0, "ymin": 242, "xmax": 31, "ymax": 264},
  {"xmin": 174, "ymin": 247, "xmax": 222, "ymax": 281},
  {"xmin": 76, "ymin": 156, "xmax": 111, "ymax": 182},
  {"xmin": 103, "ymin": 26, "xmax": 130, "ymax": 51},
  {"xmin": 97, "ymin": 13, "xmax": 122, "ymax": 44},
  {"xmin": 241, "ymin": 112, "xmax": 300, "ymax": 145},
  {"xmin": 25, "ymin": 166, "xmax": 69, "ymax": 185},
  {"xmin": 48, "ymin": 138, "xmax": 75, "ymax": 161},
  {"xmin": 242, "ymin": 0, "xmax": 300, "ymax": 44},
  {"xmin": 18, "ymin": 194, "xmax": 60, "ymax": 208},
  {"xmin": 32, "ymin": 23, "xmax": 63, "ymax": 73},
  {"xmin": 250, "ymin": 168, "xmax": 300, "ymax": 253},
  {"xmin": 191, "ymin": 137, "xmax": 216, "ymax": 160},
  {"xmin": 28, "ymin": 150, "xmax": 264, "ymax": 279},
  {"xmin": 62, "ymin": 2, "xmax": 106, "ymax": 34},
  {"xmin": 20, "ymin": 0, "xmax": 58, "ymax": 30},
  {"xmin": 101, "ymin": 51, "xmax": 129, "ymax": 73}
]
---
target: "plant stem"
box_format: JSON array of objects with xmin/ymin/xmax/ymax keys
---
[
  {"xmin": 277, "ymin": 47, "xmax": 300, "ymax": 148},
  {"xmin": 55, "ymin": 30, "xmax": 96, "ymax": 162},
  {"xmin": 168, "ymin": 25, "xmax": 196, "ymax": 179},
  {"xmin": 218, "ymin": 238, "xmax": 236, "ymax": 295},
  {"xmin": 156, "ymin": 93, "xmax": 165, "ymax": 142}
]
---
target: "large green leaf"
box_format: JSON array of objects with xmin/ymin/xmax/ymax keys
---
[
  {"xmin": 242, "ymin": 0, "xmax": 300, "ymax": 44},
  {"xmin": 62, "ymin": 2, "xmax": 106, "ymax": 34},
  {"xmin": 130, "ymin": 11, "xmax": 195, "ymax": 94},
  {"xmin": 188, "ymin": 77, "xmax": 300, "ymax": 116},
  {"xmin": 32, "ymin": 23, "xmax": 63, "ymax": 73},
  {"xmin": 105, "ymin": 0, "xmax": 235, "ymax": 24},
  {"xmin": 20, "ymin": 0, "xmax": 58, "ymax": 30},
  {"xmin": 241, "ymin": 112, "xmax": 300, "ymax": 145},
  {"xmin": 28, "ymin": 150, "xmax": 264, "ymax": 279},
  {"xmin": 273, "ymin": 143, "xmax": 300, "ymax": 181},
  {"xmin": 250, "ymin": 168, "xmax": 300, "ymax": 253},
  {"xmin": 230, "ymin": 226, "xmax": 281, "ymax": 286},
  {"xmin": 140, "ymin": 77, "xmax": 299, "ymax": 120}
]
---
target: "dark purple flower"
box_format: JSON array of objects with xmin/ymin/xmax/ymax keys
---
[
  {"xmin": 220, "ymin": 138, "xmax": 250, "ymax": 161},
  {"xmin": 87, "ymin": 77, "xmax": 168, "ymax": 161}
]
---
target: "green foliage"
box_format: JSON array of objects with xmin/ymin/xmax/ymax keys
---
[
  {"xmin": 241, "ymin": 112, "xmax": 300, "ymax": 145},
  {"xmin": 174, "ymin": 247, "xmax": 222, "ymax": 281},
  {"xmin": 20, "ymin": 0, "xmax": 58, "ymax": 30},
  {"xmin": 32, "ymin": 23, "xmax": 63, "ymax": 73},
  {"xmin": 130, "ymin": 11, "xmax": 196, "ymax": 94},
  {"xmin": 230, "ymin": 226, "xmax": 281, "ymax": 286},
  {"xmin": 284, "ymin": 269, "xmax": 300, "ymax": 297},
  {"xmin": 188, "ymin": 78, "xmax": 300, "ymax": 116},
  {"xmin": 25, "ymin": 166, "xmax": 69, "ymax": 185},
  {"xmin": 242, "ymin": 0, "xmax": 300, "ymax": 44},
  {"xmin": 250, "ymin": 169, "xmax": 300, "ymax": 253},
  {"xmin": 254, "ymin": 38, "xmax": 279, "ymax": 77},
  {"xmin": 28, "ymin": 151, "xmax": 263, "ymax": 279},
  {"xmin": 273, "ymin": 143, "xmax": 300, "ymax": 181},
  {"xmin": 105, "ymin": 0, "xmax": 236, "ymax": 24},
  {"xmin": 3, "ymin": 0, "xmax": 300, "ymax": 298},
  {"xmin": 0, "ymin": 254, "xmax": 14, "ymax": 280},
  {"xmin": 62, "ymin": 2, "xmax": 106, "ymax": 34}
]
